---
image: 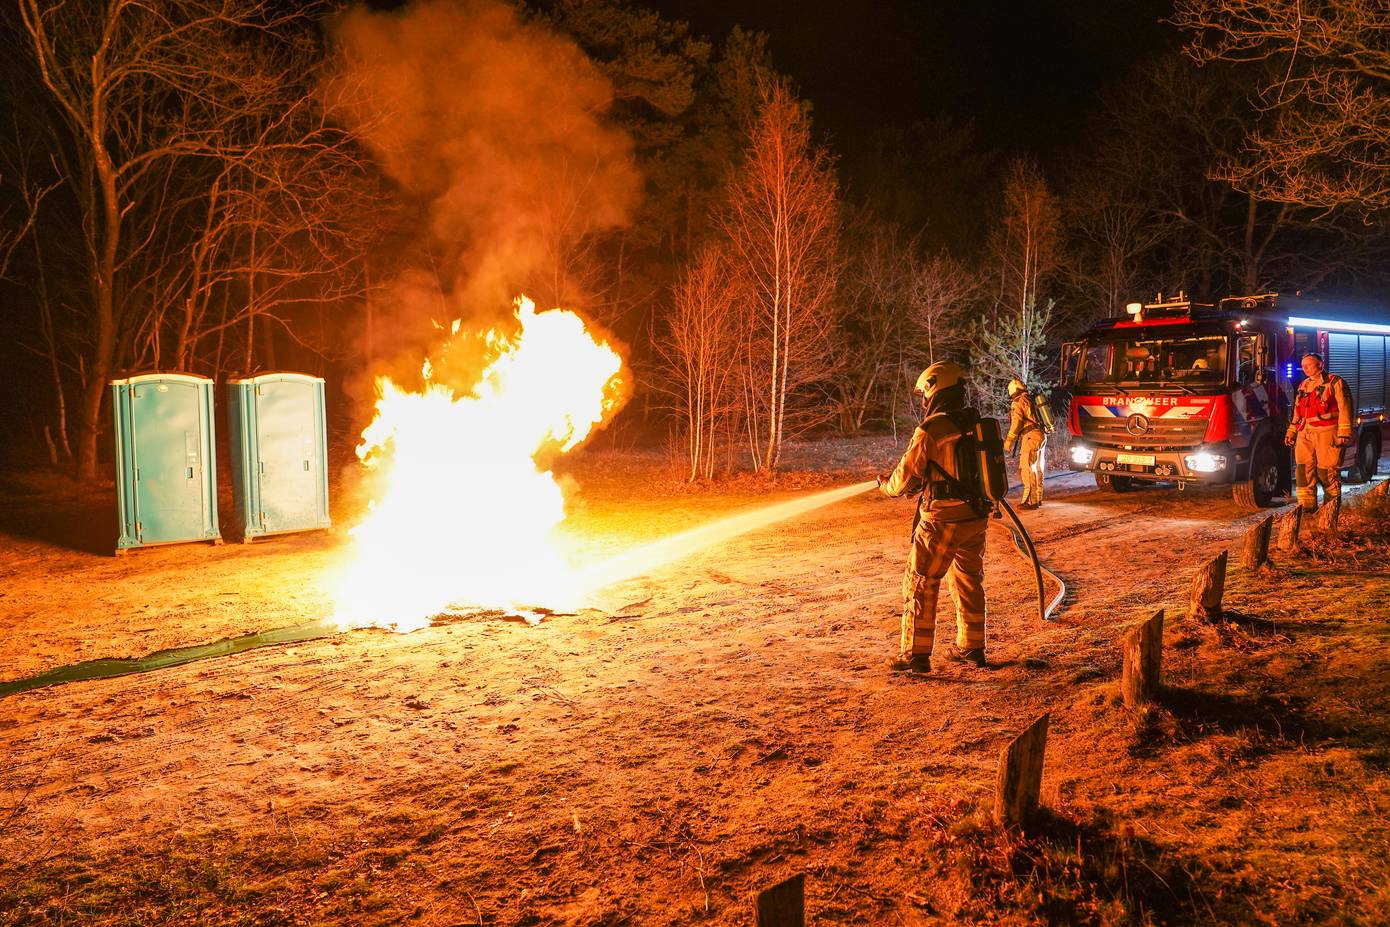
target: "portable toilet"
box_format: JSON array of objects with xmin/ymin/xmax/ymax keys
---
[
  {"xmin": 226, "ymin": 373, "xmax": 331, "ymax": 541},
  {"xmin": 111, "ymin": 373, "xmax": 222, "ymax": 553}
]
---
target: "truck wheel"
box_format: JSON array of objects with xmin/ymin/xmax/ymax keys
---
[
  {"xmin": 1096, "ymin": 473, "xmax": 1134, "ymax": 493},
  {"xmin": 1346, "ymin": 434, "xmax": 1381, "ymax": 484},
  {"xmin": 1233, "ymin": 441, "xmax": 1279, "ymax": 509}
]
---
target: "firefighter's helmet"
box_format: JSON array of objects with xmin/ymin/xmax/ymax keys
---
[
  {"xmin": 1007, "ymin": 378, "xmax": 1027, "ymax": 397},
  {"xmin": 914, "ymin": 360, "xmax": 966, "ymax": 400}
]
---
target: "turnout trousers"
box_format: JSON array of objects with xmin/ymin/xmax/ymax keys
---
[
  {"xmin": 1019, "ymin": 430, "xmax": 1045, "ymax": 506},
  {"xmin": 900, "ymin": 514, "xmax": 988, "ymax": 658},
  {"xmin": 1294, "ymin": 426, "xmax": 1342, "ymax": 526}
]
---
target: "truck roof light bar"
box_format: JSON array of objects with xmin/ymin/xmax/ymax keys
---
[
  {"xmin": 1220, "ymin": 293, "xmax": 1279, "ymax": 311},
  {"xmin": 1287, "ymin": 316, "xmax": 1390, "ymax": 335}
]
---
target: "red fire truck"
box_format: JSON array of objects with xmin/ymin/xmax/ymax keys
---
[{"xmin": 1059, "ymin": 293, "xmax": 1390, "ymax": 508}]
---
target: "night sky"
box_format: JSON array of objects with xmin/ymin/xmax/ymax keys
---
[{"xmin": 651, "ymin": 0, "xmax": 1178, "ymax": 164}]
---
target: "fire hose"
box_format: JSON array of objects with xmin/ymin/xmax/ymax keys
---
[
  {"xmin": 991, "ymin": 499, "xmax": 1066, "ymax": 622},
  {"xmin": 908, "ymin": 482, "xmax": 1065, "ymax": 624}
]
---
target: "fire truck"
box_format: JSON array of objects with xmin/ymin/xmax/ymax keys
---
[{"xmin": 1059, "ymin": 293, "xmax": 1390, "ymax": 508}]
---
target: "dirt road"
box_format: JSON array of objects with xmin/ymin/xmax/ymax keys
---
[{"xmin": 2, "ymin": 444, "xmax": 1388, "ymax": 925}]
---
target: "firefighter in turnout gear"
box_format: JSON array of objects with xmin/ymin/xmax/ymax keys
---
[
  {"xmin": 1005, "ymin": 378, "xmax": 1047, "ymax": 509},
  {"xmin": 878, "ymin": 361, "xmax": 988, "ymax": 674},
  {"xmin": 1285, "ymin": 353, "xmax": 1354, "ymax": 533}
]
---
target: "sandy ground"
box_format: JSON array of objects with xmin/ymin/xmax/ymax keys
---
[{"xmin": 2, "ymin": 438, "xmax": 1389, "ymax": 925}]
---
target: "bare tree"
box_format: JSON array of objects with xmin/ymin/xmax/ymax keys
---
[
  {"xmin": 989, "ymin": 158, "xmax": 1060, "ymax": 385},
  {"xmin": 720, "ymin": 76, "xmax": 841, "ymax": 471},
  {"xmin": 1175, "ymin": 0, "xmax": 1390, "ymax": 210},
  {"xmin": 14, "ymin": 0, "xmax": 344, "ymax": 482},
  {"xmin": 835, "ymin": 219, "xmax": 913, "ymax": 434},
  {"xmin": 1062, "ymin": 181, "xmax": 1169, "ymax": 320},
  {"xmin": 905, "ymin": 250, "xmax": 974, "ymax": 368},
  {"xmin": 662, "ymin": 245, "xmax": 741, "ymax": 480},
  {"xmin": 837, "ymin": 222, "xmax": 975, "ymax": 433},
  {"xmin": 1068, "ymin": 53, "xmax": 1385, "ymax": 300}
]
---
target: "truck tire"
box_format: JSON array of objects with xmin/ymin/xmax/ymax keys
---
[
  {"xmin": 1346, "ymin": 433, "xmax": 1381, "ymax": 484},
  {"xmin": 1233, "ymin": 440, "xmax": 1279, "ymax": 509},
  {"xmin": 1095, "ymin": 472, "xmax": 1134, "ymax": 493}
]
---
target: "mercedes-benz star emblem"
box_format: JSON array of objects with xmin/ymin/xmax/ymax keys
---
[{"xmin": 1126, "ymin": 413, "xmax": 1150, "ymax": 435}]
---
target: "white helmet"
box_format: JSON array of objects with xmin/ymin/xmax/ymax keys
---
[
  {"xmin": 914, "ymin": 360, "xmax": 966, "ymax": 400},
  {"xmin": 1007, "ymin": 378, "xmax": 1027, "ymax": 397}
]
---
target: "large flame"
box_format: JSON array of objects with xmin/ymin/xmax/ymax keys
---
[{"xmin": 335, "ymin": 296, "xmax": 623, "ymax": 632}]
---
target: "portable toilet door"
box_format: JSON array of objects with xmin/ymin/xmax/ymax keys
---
[
  {"xmin": 227, "ymin": 373, "xmax": 331, "ymax": 541},
  {"xmin": 111, "ymin": 373, "xmax": 221, "ymax": 553}
]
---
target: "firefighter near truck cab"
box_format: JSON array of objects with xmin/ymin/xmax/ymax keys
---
[{"xmin": 1059, "ymin": 293, "xmax": 1390, "ymax": 509}]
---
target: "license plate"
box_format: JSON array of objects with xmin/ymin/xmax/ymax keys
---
[{"xmin": 1116, "ymin": 452, "xmax": 1155, "ymax": 466}]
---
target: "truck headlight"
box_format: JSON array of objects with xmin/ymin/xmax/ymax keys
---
[
  {"xmin": 1184, "ymin": 452, "xmax": 1227, "ymax": 473},
  {"xmin": 1070, "ymin": 444, "xmax": 1094, "ymax": 465}
]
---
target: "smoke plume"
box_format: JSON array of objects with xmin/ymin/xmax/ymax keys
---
[{"xmin": 322, "ymin": 0, "xmax": 640, "ymax": 390}]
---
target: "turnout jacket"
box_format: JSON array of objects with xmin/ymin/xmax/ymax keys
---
[
  {"xmin": 1287, "ymin": 373, "xmax": 1353, "ymax": 440},
  {"xmin": 881, "ymin": 411, "xmax": 981, "ymax": 522},
  {"xmin": 1005, "ymin": 392, "xmax": 1045, "ymax": 445}
]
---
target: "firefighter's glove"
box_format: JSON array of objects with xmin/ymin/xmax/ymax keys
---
[
  {"xmin": 876, "ymin": 473, "xmax": 888, "ymax": 491},
  {"xmin": 1335, "ymin": 435, "xmax": 1352, "ymax": 449},
  {"xmin": 1284, "ymin": 430, "xmax": 1297, "ymax": 447}
]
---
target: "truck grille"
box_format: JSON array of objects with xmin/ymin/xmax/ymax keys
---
[{"xmin": 1078, "ymin": 416, "xmax": 1209, "ymax": 449}]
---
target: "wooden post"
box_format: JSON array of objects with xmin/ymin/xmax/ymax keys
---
[
  {"xmin": 1188, "ymin": 551, "xmax": 1227, "ymax": 621},
  {"xmin": 1277, "ymin": 506, "xmax": 1303, "ymax": 552},
  {"xmin": 1241, "ymin": 515, "xmax": 1274, "ymax": 571},
  {"xmin": 994, "ymin": 713, "xmax": 1049, "ymax": 829},
  {"xmin": 1319, "ymin": 498, "xmax": 1342, "ymax": 533},
  {"xmin": 753, "ymin": 874, "xmax": 804, "ymax": 927},
  {"xmin": 1121, "ymin": 609, "xmax": 1163, "ymax": 707}
]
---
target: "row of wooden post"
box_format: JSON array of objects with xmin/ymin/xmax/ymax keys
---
[
  {"xmin": 754, "ymin": 483, "xmax": 1390, "ymax": 923},
  {"xmin": 750, "ymin": 544, "xmax": 1248, "ymax": 924}
]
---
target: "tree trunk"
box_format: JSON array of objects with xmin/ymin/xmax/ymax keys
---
[
  {"xmin": 76, "ymin": 142, "xmax": 123, "ymax": 483},
  {"xmin": 35, "ymin": 237, "xmax": 72, "ymax": 461}
]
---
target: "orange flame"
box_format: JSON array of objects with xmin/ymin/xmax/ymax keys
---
[{"xmin": 335, "ymin": 296, "xmax": 624, "ymax": 631}]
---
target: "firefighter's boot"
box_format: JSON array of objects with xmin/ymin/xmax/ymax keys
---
[
  {"xmin": 886, "ymin": 653, "xmax": 932, "ymax": 674},
  {"xmin": 940, "ymin": 644, "xmax": 986, "ymax": 668}
]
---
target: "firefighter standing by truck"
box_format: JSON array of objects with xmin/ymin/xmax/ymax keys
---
[
  {"xmin": 1005, "ymin": 379, "xmax": 1050, "ymax": 509},
  {"xmin": 878, "ymin": 361, "xmax": 989, "ymax": 674},
  {"xmin": 1285, "ymin": 352, "xmax": 1354, "ymax": 532}
]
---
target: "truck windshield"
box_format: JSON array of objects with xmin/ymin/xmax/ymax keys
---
[{"xmin": 1078, "ymin": 335, "xmax": 1228, "ymax": 387}]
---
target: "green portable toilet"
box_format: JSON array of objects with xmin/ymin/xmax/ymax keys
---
[
  {"xmin": 111, "ymin": 373, "xmax": 221, "ymax": 553},
  {"xmin": 226, "ymin": 373, "xmax": 331, "ymax": 541}
]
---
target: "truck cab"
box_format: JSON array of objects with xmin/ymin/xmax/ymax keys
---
[{"xmin": 1060, "ymin": 293, "xmax": 1389, "ymax": 508}]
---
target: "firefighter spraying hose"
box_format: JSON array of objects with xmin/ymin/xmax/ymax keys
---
[{"xmin": 879, "ymin": 362, "xmax": 1062, "ymax": 675}]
